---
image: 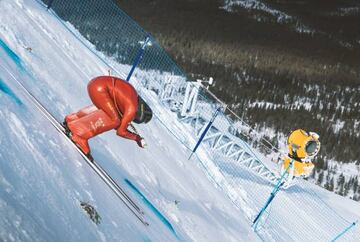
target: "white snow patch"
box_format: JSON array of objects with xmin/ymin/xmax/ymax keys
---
[{"xmin": 332, "ymin": 119, "xmax": 345, "ymax": 134}]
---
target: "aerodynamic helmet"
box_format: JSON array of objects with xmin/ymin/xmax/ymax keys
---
[{"xmin": 133, "ymin": 96, "xmax": 153, "ymax": 124}]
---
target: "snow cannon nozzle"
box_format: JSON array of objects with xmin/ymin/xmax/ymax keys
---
[{"xmin": 287, "ymin": 129, "xmax": 320, "ymax": 160}]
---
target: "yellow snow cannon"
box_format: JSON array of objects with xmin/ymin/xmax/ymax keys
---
[{"xmin": 281, "ymin": 129, "xmax": 320, "ymax": 178}]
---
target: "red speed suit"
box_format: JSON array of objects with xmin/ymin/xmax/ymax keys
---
[{"xmin": 65, "ymin": 76, "xmax": 142, "ymax": 155}]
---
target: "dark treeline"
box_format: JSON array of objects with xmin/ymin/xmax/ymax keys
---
[{"xmin": 117, "ymin": 0, "xmax": 360, "ymax": 198}]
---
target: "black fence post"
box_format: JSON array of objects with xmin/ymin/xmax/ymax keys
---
[
  {"xmin": 126, "ymin": 34, "xmax": 151, "ymax": 82},
  {"xmin": 188, "ymin": 106, "xmax": 222, "ymax": 160},
  {"xmin": 47, "ymin": 0, "xmax": 55, "ymax": 10}
]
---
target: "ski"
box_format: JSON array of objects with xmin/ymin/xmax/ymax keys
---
[{"xmin": 15, "ymin": 79, "xmax": 149, "ymax": 226}]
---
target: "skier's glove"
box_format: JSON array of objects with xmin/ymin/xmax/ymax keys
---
[{"xmin": 135, "ymin": 136, "xmax": 147, "ymax": 148}]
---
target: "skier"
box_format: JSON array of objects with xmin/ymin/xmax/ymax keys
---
[
  {"xmin": 64, "ymin": 75, "xmax": 152, "ymax": 157},
  {"xmin": 281, "ymin": 129, "xmax": 320, "ymax": 180}
]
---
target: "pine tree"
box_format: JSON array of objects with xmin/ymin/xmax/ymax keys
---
[
  {"xmin": 324, "ymin": 172, "xmax": 331, "ymax": 191},
  {"xmin": 337, "ymin": 173, "xmax": 345, "ymax": 196},
  {"xmin": 353, "ymin": 177, "xmax": 359, "ymax": 195},
  {"xmin": 317, "ymin": 170, "xmax": 324, "ymax": 185},
  {"xmin": 344, "ymin": 179, "xmax": 350, "ymax": 197},
  {"xmin": 329, "ymin": 177, "xmax": 335, "ymax": 191}
]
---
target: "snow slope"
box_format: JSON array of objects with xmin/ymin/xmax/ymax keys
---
[
  {"xmin": 0, "ymin": 0, "xmax": 256, "ymax": 241},
  {"xmin": 0, "ymin": 0, "xmax": 360, "ymax": 241},
  {"xmin": 221, "ymin": 0, "xmax": 313, "ymax": 33}
]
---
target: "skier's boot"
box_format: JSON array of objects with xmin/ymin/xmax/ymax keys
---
[
  {"xmin": 62, "ymin": 120, "xmax": 71, "ymax": 137},
  {"xmin": 62, "ymin": 118, "xmax": 89, "ymax": 155},
  {"xmin": 70, "ymin": 134, "xmax": 93, "ymax": 161}
]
